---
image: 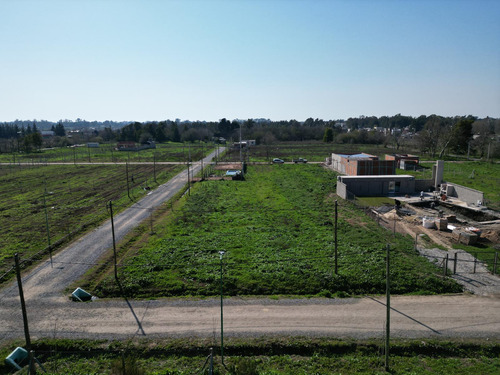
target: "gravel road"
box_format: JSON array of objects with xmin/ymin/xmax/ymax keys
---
[{"xmin": 1, "ymin": 294, "xmax": 498, "ymax": 341}]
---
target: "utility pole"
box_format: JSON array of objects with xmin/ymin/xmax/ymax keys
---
[
  {"xmin": 385, "ymin": 244, "xmax": 391, "ymax": 372},
  {"xmin": 334, "ymin": 200, "xmax": 338, "ymax": 275},
  {"xmin": 108, "ymin": 201, "xmax": 118, "ymax": 281},
  {"xmin": 15, "ymin": 253, "xmax": 36, "ymax": 374},
  {"xmin": 150, "ymin": 208, "xmax": 154, "ymax": 235},
  {"xmin": 239, "ymin": 122, "xmax": 242, "ymax": 166},
  {"xmin": 187, "ymin": 162, "xmax": 191, "ymax": 196},
  {"xmin": 153, "ymin": 153, "xmax": 157, "ymax": 183},
  {"xmin": 209, "ymin": 347, "xmax": 214, "ymax": 375},
  {"xmin": 126, "ymin": 162, "xmax": 131, "ymax": 200},
  {"xmin": 201, "ymin": 142, "xmax": 204, "ymax": 180},
  {"xmin": 219, "ymin": 251, "xmax": 225, "ymax": 365},
  {"xmin": 43, "ymin": 181, "xmax": 52, "ymax": 267}
]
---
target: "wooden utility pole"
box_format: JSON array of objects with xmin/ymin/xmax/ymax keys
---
[
  {"xmin": 153, "ymin": 153, "xmax": 157, "ymax": 183},
  {"xmin": 334, "ymin": 200, "xmax": 338, "ymax": 275},
  {"xmin": 108, "ymin": 201, "xmax": 118, "ymax": 280},
  {"xmin": 201, "ymin": 142, "xmax": 204, "ymax": 180},
  {"xmin": 43, "ymin": 181, "xmax": 52, "ymax": 267},
  {"xmin": 15, "ymin": 254, "xmax": 36, "ymax": 374},
  {"xmin": 150, "ymin": 208, "xmax": 154, "ymax": 235},
  {"xmin": 187, "ymin": 162, "xmax": 191, "ymax": 196},
  {"xmin": 219, "ymin": 251, "xmax": 225, "ymax": 365},
  {"xmin": 385, "ymin": 244, "xmax": 391, "ymax": 372},
  {"xmin": 125, "ymin": 162, "xmax": 131, "ymax": 200}
]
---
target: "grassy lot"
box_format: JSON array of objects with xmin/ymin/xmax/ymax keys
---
[
  {"xmin": 87, "ymin": 164, "xmax": 460, "ymax": 298},
  {"xmin": 397, "ymin": 161, "xmax": 500, "ymax": 211},
  {"xmin": 1, "ymin": 338, "xmax": 498, "ymax": 374},
  {"xmin": 220, "ymin": 142, "xmax": 411, "ymax": 163},
  {"xmin": 0, "ymin": 142, "xmax": 212, "ymax": 164},
  {"xmin": 0, "ymin": 163, "xmax": 184, "ymax": 278},
  {"xmin": 355, "ymin": 196, "xmax": 397, "ymax": 207}
]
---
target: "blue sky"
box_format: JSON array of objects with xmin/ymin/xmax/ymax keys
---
[{"xmin": 1, "ymin": 0, "xmax": 499, "ymax": 122}]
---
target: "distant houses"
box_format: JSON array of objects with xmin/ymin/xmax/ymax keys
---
[
  {"xmin": 385, "ymin": 153, "xmax": 420, "ymax": 170},
  {"xmin": 231, "ymin": 139, "xmax": 256, "ymax": 148},
  {"xmin": 41, "ymin": 130, "xmax": 55, "ymax": 138},
  {"xmin": 116, "ymin": 141, "xmax": 156, "ymax": 151}
]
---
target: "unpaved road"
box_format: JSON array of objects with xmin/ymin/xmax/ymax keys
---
[{"xmin": 1, "ymin": 294, "xmax": 499, "ymax": 341}]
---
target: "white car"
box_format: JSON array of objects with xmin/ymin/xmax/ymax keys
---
[{"xmin": 272, "ymin": 158, "xmax": 285, "ymax": 164}]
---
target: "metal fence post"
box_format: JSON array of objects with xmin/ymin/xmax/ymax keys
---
[
  {"xmin": 453, "ymin": 252, "xmax": 458, "ymax": 275},
  {"xmin": 494, "ymin": 252, "xmax": 498, "ymax": 275},
  {"xmin": 443, "ymin": 254, "xmax": 448, "ymax": 276}
]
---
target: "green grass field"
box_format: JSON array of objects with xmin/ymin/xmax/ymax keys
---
[
  {"xmin": 0, "ymin": 142, "xmax": 213, "ymax": 164},
  {"xmin": 1, "ymin": 338, "xmax": 498, "ymax": 374},
  {"xmin": 86, "ymin": 164, "xmax": 460, "ymax": 298},
  {"xmin": 0, "ymin": 163, "xmax": 184, "ymax": 277}
]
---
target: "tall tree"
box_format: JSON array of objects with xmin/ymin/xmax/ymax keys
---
[
  {"xmin": 450, "ymin": 116, "xmax": 475, "ymax": 154},
  {"xmin": 54, "ymin": 121, "xmax": 66, "ymax": 136},
  {"xmin": 171, "ymin": 123, "xmax": 181, "ymax": 142},
  {"xmin": 323, "ymin": 128, "xmax": 334, "ymax": 143}
]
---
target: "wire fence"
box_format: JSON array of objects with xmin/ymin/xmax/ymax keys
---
[
  {"xmin": 0, "ymin": 162, "xmax": 190, "ymax": 284},
  {"xmin": 0, "ymin": 142, "xmax": 212, "ymax": 165}
]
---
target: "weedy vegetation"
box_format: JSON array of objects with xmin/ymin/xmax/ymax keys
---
[
  {"xmin": 0, "ymin": 142, "xmax": 212, "ymax": 163},
  {"xmin": 0, "ymin": 163, "xmax": 184, "ymax": 279},
  {"xmin": 1, "ymin": 338, "xmax": 498, "ymax": 374},
  {"xmin": 89, "ymin": 164, "xmax": 460, "ymax": 298}
]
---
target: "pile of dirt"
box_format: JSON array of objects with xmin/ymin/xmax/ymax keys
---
[
  {"xmin": 479, "ymin": 229, "xmax": 500, "ymax": 246},
  {"xmin": 383, "ymin": 212, "xmax": 400, "ymax": 221}
]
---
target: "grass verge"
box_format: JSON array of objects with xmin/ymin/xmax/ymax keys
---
[{"xmin": 1, "ymin": 337, "xmax": 498, "ymax": 374}]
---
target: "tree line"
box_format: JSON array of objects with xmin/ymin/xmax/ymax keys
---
[{"xmin": 1, "ymin": 115, "xmax": 498, "ymax": 158}]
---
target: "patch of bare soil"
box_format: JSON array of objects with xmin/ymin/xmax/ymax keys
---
[
  {"xmin": 481, "ymin": 229, "xmax": 500, "ymax": 246},
  {"xmin": 345, "ymin": 217, "xmax": 369, "ymax": 228},
  {"xmin": 377, "ymin": 205, "xmax": 500, "ymax": 250},
  {"xmin": 375, "ymin": 205, "xmax": 500, "ymax": 296}
]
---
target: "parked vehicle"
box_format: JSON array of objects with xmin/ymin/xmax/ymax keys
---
[
  {"xmin": 293, "ymin": 158, "xmax": 308, "ymax": 163},
  {"xmin": 272, "ymin": 158, "xmax": 285, "ymax": 164}
]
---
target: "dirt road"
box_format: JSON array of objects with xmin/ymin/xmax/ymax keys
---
[{"xmin": 1, "ymin": 294, "xmax": 499, "ymax": 341}]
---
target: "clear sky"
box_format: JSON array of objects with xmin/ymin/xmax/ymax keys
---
[{"xmin": 1, "ymin": 0, "xmax": 499, "ymax": 122}]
